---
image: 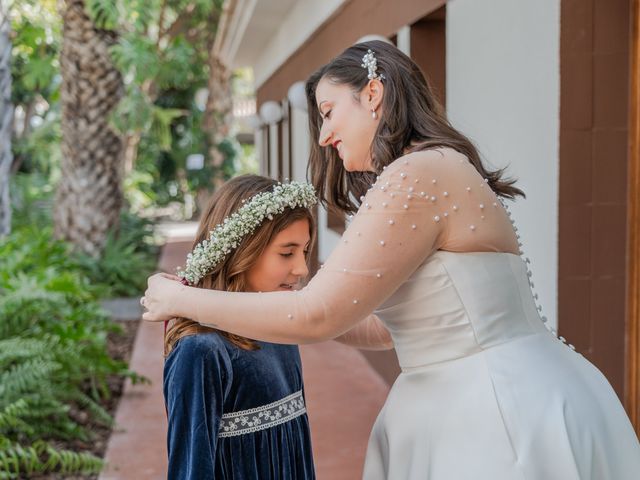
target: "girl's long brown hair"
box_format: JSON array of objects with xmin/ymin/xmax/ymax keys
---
[
  {"xmin": 305, "ymin": 40, "xmax": 525, "ymax": 215},
  {"xmin": 164, "ymin": 175, "xmax": 316, "ymax": 355}
]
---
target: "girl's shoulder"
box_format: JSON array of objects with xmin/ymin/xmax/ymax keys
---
[
  {"xmin": 164, "ymin": 332, "xmax": 234, "ymax": 396},
  {"xmin": 169, "ymin": 331, "xmax": 232, "ymax": 364}
]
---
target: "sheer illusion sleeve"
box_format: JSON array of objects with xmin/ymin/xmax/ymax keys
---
[
  {"xmin": 167, "ymin": 148, "xmax": 514, "ymax": 344},
  {"xmin": 334, "ymin": 314, "xmax": 394, "ymax": 350}
]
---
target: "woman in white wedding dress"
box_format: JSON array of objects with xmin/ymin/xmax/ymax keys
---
[{"xmin": 142, "ymin": 41, "xmax": 640, "ymax": 479}]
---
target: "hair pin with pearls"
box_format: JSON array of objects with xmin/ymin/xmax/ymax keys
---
[{"xmin": 361, "ymin": 49, "xmax": 386, "ymax": 81}]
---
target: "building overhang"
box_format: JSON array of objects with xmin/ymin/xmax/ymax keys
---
[{"xmin": 214, "ymin": 0, "xmax": 347, "ymax": 88}]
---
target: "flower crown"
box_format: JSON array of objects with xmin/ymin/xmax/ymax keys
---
[
  {"xmin": 362, "ymin": 49, "xmax": 385, "ymax": 81},
  {"xmin": 178, "ymin": 181, "xmax": 317, "ymax": 285}
]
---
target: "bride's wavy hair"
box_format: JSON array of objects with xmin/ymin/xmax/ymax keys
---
[
  {"xmin": 164, "ymin": 175, "xmax": 316, "ymax": 356},
  {"xmin": 305, "ymin": 40, "xmax": 524, "ymax": 215}
]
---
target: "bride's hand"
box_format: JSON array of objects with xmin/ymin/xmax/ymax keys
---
[{"xmin": 141, "ymin": 273, "xmax": 183, "ymax": 322}]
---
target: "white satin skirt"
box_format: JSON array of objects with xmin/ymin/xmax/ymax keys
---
[{"xmin": 363, "ymin": 334, "xmax": 640, "ymax": 479}]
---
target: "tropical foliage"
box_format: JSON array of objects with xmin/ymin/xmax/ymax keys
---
[
  {"xmin": 10, "ymin": 0, "xmax": 249, "ymax": 223},
  {"xmin": 2, "ymin": 0, "xmax": 255, "ymax": 474},
  {"xmin": 0, "ymin": 1, "xmax": 247, "ymax": 475},
  {"xmin": 0, "ymin": 175, "xmax": 152, "ymax": 477}
]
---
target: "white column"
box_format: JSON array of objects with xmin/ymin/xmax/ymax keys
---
[
  {"xmin": 447, "ymin": 0, "xmax": 561, "ymax": 328},
  {"xmin": 396, "ymin": 25, "xmax": 411, "ymax": 56}
]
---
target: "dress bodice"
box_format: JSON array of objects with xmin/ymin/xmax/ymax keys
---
[
  {"xmin": 375, "ymin": 251, "xmax": 549, "ymax": 370},
  {"xmin": 367, "ymin": 250, "xmax": 640, "ymax": 479}
]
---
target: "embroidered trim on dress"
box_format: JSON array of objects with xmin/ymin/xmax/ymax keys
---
[{"xmin": 218, "ymin": 390, "xmax": 306, "ymax": 438}]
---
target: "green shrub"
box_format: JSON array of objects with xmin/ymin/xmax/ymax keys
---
[
  {"xmin": 8, "ymin": 173, "xmax": 159, "ymax": 299},
  {"xmin": 0, "ymin": 438, "xmax": 104, "ymax": 479},
  {"xmin": 75, "ymin": 211, "xmax": 159, "ymax": 298},
  {"xmin": 0, "ymin": 174, "xmax": 154, "ymax": 477},
  {"xmin": 0, "ymin": 275, "xmax": 146, "ymax": 477}
]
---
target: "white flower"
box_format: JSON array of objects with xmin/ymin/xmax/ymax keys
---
[{"xmin": 178, "ymin": 182, "xmax": 317, "ymax": 284}]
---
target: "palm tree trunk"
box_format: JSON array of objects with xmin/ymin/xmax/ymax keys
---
[
  {"xmin": 203, "ymin": 53, "xmax": 232, "ymax": 190},
  {"xmin": 0, "ymin": 7, "xmax": 13, "ymax": 238},
  {"xmin": 54, "ymin": 0, "xmax": 124, "ymax": 256}
]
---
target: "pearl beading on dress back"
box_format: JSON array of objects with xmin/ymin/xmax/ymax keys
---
[{"xmin": 498, "ymin": 197, "xmax": 577, "ymax": 352}]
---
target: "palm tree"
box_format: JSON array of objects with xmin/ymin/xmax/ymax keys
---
[
  {"xmin": 54, "ymin": 0, "xmax": 123, "ymax": 256},
  {"xmin": 202, "ymin": 0, "xmax": 234, "ymax": 196},
  {"xmin": 203, "ymin": 52, "xmax": 232, "ymax": 190},
  {"xmin": 0, "ymin": 3, "xmax": 13, "ymax": 238}
]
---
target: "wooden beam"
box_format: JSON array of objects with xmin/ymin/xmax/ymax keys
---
[{"xmin": 625, "ymin": 0, "xmax": 640, "ymax": 436}]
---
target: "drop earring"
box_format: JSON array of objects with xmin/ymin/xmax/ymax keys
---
[{"xmin": 372, "ymin": 109, "xmax": 378, "ymax": 120}]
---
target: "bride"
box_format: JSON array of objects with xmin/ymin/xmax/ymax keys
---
[{"xmin": 142, "ymin": 40, "xmax": 640, "ymax": 479}]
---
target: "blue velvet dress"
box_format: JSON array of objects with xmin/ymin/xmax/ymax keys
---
[{"xmin": 163, "ymin": 331, "xmax": 316, "ymax": 479}]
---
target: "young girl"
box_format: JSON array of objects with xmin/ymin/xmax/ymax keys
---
[{"xmin": 163, "ymin": 174, "xmax": 317, "ymax": 479}]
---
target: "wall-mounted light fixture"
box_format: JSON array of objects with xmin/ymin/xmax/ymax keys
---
[
  {"xmin": 287, "ymin": 81, "xmax": 307, "ymax": 111},
  {"xmin": 259, "ymin": 101, "xmax": 283, "ymax": 124}
]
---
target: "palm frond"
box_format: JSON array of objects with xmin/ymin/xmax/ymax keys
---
[{"xmin": 85, "ymin": 0, "xmax": 121, "ymax": 30}]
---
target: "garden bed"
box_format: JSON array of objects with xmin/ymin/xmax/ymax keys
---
[{"xmin": 31, "ymin": 320, "xmax": 141, "ymax": 480}]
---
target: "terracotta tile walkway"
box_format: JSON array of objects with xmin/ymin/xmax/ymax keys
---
[{"xmin": 100, "ymin": 227, "xmax": 389, "ymax": 479}]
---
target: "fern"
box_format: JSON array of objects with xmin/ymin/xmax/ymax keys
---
[
  {"xmin": 68, "ymin": 391, "xmax": 114, "ymax": 427},
  {"xmin": 17, "ymin": 395, "xmax": 83, "ymax": 441},
  {"xmin": 42, "ymin": 442, "xmax": 104, "ymax": 474},
  {"xmin": 0, "ymin": 400, "xmax": 29, "ymax": 432},
  {"xmin": 0, "ymin": 438, "xmax": 103, "ymax": 478},
  {"xmin": 0, "ymin": 287, "xmax": 67, "ymax": 338},
  {"xmin": 75, "ymin": 227, "xmax": 157, "ymax": 297},
  {"xmin": 3, "ymin": 175, "xmax": 154, "ymax": 478},
  {"xmin": 0, "ymin": 359, "xmax": 59, "ymax": 401},
  {"xmin": 0, "ymin": 338, "xmax": 52, "ymax": 365}
]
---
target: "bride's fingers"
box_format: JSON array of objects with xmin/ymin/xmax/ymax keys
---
[
  {"xmin": 142, "ymin": 311, "xmax": 165, "ymax": 322},
  {"xmin": 159, "ymin": 272, "xmax": 181, "ymax": 282},
  {"xmin": 147, "ymin": 272, "xmax": 164, "ymax": 284}
]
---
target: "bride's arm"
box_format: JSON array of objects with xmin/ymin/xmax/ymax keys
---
[
  {"xmin": 333, "ymin": 314, "xmax": 393, "ymax": 350},
  {"xmin": 144, "ymin": 149, "xmax": 498, "ymax": 344}
]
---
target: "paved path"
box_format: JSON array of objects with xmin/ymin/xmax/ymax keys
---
[{"xmin": 100, "ymin": 226, "xmax": 389, "ymax": 479}]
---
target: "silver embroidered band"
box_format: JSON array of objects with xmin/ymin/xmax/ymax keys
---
[
  {"xmin": 218, "ymin": 390, "xmax": 306, "ymax": 438},
  {"xmin": 361, "ymin": 49, "xmax": 385, "ymax": 81}
]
